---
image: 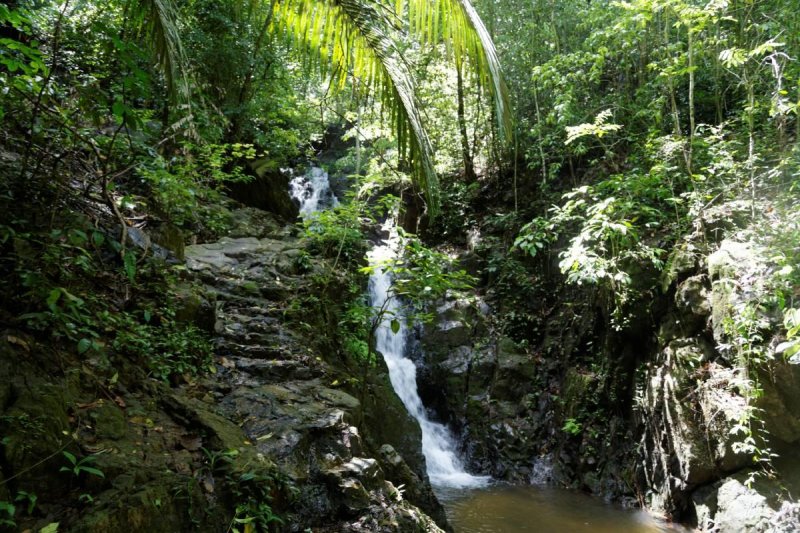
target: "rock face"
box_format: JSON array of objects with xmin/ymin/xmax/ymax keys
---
[
  {"xmin": 226, "ymin": 162, "xmax": 300, "ymax": 221},
  {"xmin": 638, "ymin": 205, "xmax": 800, "ymax": 527},
  {"xmin": 413, "ymin": 200, "xmax": 800, "ymax": 531},
  {"xmin": 0, "ymin": 207, "xmax": 445, "ymax": 532},
  {"xmin": 169, "ymin": 218, "xmax": 446, "ymax": 530}
]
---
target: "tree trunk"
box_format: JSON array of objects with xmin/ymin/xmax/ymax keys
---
[{"xmin": 456, "ymin": 61, "xmax": 476, "ymax": 182}]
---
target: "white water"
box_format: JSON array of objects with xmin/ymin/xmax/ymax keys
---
[
  {"xmin": 288, "ymin": 166, "xmax": 339, "ymax": 217},
  {"xmin": 290, "ymin": 169, "xmax": 485, "ymax": 488},
  {"xmin": 367, "ymin": 220, "xmax": 490, "ymax": 489}
]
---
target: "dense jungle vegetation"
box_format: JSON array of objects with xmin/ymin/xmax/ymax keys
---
[{"xmin": 1, "ymin": 0, "xmax": 799, "ymax": 530}]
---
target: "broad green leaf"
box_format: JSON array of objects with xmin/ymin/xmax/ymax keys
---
[
  {"xmin": 77, "ymin": 338, "xmax": 92, "ymax": 354},
  {"xmin": 80, "ymin": 466, "xmax": 105, "ymax": 478}
]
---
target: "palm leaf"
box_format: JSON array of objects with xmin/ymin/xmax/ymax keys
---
[
  {"xmin": 127, "ymin": 0, "xmax": 189, "ymax": 103},
  {"xmin": 271, "ymin": 0, "xmax": 440, "ymax": 215},
  {"xmin": 404, "ymin": 0, "xmax": 512, "ymax": 143}
]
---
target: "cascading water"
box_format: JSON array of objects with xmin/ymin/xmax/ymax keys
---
[
  {"xmin": 367, "ymin": 219, "xmax": 490, "ymax": 489},
  {"xmin": 289, "ymin": 166, "xmax": 339, "ymax": 217},
  {"xmin": 289, "ymin": 167, "xmax": 485, "ymax": 488}
]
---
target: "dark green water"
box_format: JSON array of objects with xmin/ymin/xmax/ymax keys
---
[{"xmin": 437, "ymin": 485, "xmax": 689, "ymax": 533}]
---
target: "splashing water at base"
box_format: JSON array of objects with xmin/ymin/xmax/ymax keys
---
[
  {"xmin": 289, "ymin": 166, "xmax": 339, "ymax": 217},
  {"xmin": 367, "ymin": 219, "xmax": 489, "ymax": 490}
]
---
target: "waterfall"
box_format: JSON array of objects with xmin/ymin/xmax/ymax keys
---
[
  {"xmin": 367, "ymin": 219, "xmax": 489, "ymax": 489},
  {"xmin": 289, "ymin": 166, "xmax": 339, "ymax": 217},
  {"xmin": 288, "ymin": 169, "xmax": 486, "ymax": 489}
]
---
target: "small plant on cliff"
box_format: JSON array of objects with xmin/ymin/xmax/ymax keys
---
[
  {"xmin": 0, "ymin": 501, "xmax": 15, "ymax": 528},
  {"xmin": 562, "ymin": 418, "xmax": 582, "ymax": 436},
  {"xmin": 60, "ymin": 451, "xmax": 105, "ymax": 480},
  {"xmin": 229, "ymin": 501, "xmax": 283, "ymax": 533}
]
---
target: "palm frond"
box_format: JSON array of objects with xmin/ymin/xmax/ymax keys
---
[
  {"xmin": 404, "ymin": 0, "xmax": 513, "ymax": 144},
  {"xmin": 128, "ymin": 0, "xmax": 189, "ymax": 103},
  {"xmin": 272, "ymin": 0, "xmax": 440, "ymax": 215}
]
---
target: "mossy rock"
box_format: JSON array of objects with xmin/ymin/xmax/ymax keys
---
[
  {"xmin": 72, "ymin": 479, "xmax": 218, "ymax": 533},
  {"xmin": 150, "ymin": 223, "xmax": 185, "ymax": 260},
  {"xmin": 3, "ymin": 380, "xmax": 74, "ymax": 476},
  {"xmin": 91, "ymin": 402, "xmax": 127, "ymax": 440},
  {"xmin": 170, "ymin": 282, "xmax": 216, "ymax": 332}
]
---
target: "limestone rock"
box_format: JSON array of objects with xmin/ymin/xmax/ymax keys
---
[
  {"xmin": 662, "ymin": 241, "xmax": 703, "ymax": 291},
  {"xmin": 675, "ymin": 274, "xmax": 711, "ymax": 317},
  {"xmin": 709, "ymin": 476, "xmax": 775, "ymax": 532},
  {"xmin": 696, "ymin": 365, "xmax": 751, "ymax": 473}
]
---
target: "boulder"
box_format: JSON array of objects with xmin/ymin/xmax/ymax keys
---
[
  {"xmin": 696, "ymin": 474, "xmax": 779, "ymax": 532},
  {"xmin": 492, "ymin": 337, "xmax": 536, "ymax": 400},
  {"xmin": 149, "ymin": 223, "xmax": 185, "ymax": 260},
  {"xmin": 227, "ymin": 163, "xmax": 299, "ymax": 221}
]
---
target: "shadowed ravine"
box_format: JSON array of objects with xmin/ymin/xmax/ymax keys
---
[{"xmin": 292, "ymin": 167, "xmax": 679, "ymax": 532}]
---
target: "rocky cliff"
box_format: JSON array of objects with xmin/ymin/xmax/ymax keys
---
[
  {"xmin": 414, "ymin": 199, "xmax": 800, "ymax": 531},
  {"xmin": 0, "ymin": 206, "xmax": 446, "ymax": 532}
]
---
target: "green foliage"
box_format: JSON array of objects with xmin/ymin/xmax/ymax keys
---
[
  {"xmin": 199, "ymin": 448, "xmax": 287, "ymax": 532},
  {"xmin": 364, "ymin": 229, "xmax": 476, "ymax": 316},
  {"xmin": 13, "ymin": 225, "xmax": 120, "ymax": 354},
  {"xmin": 138, "ymin": 143, "xmax": 254, "ymax": 232},
  {"xmin": 302, "ymin": 200, "xmax": 367, "ymax": 267},
  {"xmin": 201, "ymin": 447, "xmax": 239, "ymax": 474},
  {"xmin": 564, "ymin": 110, "xmax": 622, "ymax": 147},
  {"xmin": 516, "ymin": 185, "xmax": 664, "ymax": 328},
  {"xmin": 0, "ymin": 501, "xmax": 15, "ymax": 528},
  {"xmin": 562, "ymin": 418, "xmax": 582, "ymax": 436},
  {"xmin": 60, "ymin": 451, "xmax": 105, "ymax": 479},
  {"xmin": 0, "ymin": 6, "xmax": 48, "ymax": 116},
  {"xmin": 112, "ymin": 311, "xmax": 213, "ymax": 382},
  {"xmin": 430, "ymin": 180, "xmax": 480, "ymax": 241},
  {"xmin": 777, "ymin": 308, "xmax": 800, "ymax": 360},
  {"xmin": 338, "ymin": 287, "xmax": 374, "ymax": 365}
]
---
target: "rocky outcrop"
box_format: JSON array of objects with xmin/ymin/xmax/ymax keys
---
[
  {"xmin": 0, "ymin": 207, "xmax": 446, "ymax": 532},
  {"xmin": 414, "ymin": 198, "xmax": 800, "ymax": 531},
  {"xmin": 170, "ymin": 218, "xmax": 446, "ymax": 530},
  {"xmin": 638, "ymin": 203, "xmax": 800, "ymax": 527}
]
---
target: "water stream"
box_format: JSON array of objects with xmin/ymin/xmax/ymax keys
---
[
  {"xmin": 288, "ymin": 166, "xmax": 339, "ymax": 216},
  {"xmin": 366, "ymin": 219, "xmax": 489, "ymax": 489}
]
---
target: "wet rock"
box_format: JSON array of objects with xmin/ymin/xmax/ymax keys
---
[
  {"xmin": 337, "ymin": 477, "xmax": 372, "ymax": 513},
  {"xmin": 231, "ymin": 357, "xmax": 319, "ymax": 381},
  {"xmin": 492, "ymin": 337, "xmax": 536, "ymax": 400},
  {"xmin": 171, "ymin": 282, "xmax": 216, "ymax": 332},
  {"xmin": 164, "ymin": 394, "xmax": 248, "ymax": 452},
  {"xmin": 149, "ymin": 223, "xmax": 185, "ymax": 260}
]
